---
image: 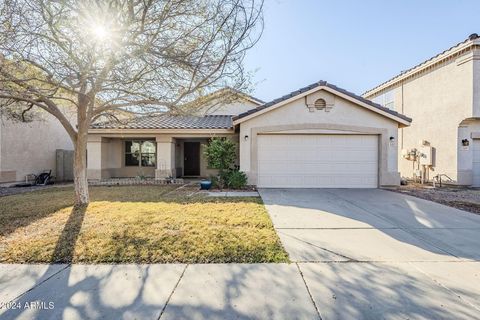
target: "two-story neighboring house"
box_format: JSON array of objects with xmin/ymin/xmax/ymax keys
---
[
  {"xmin": 0, "ymin": 111, "xmax": 74, "ymax": 184},
  {"xmin": 364, "ymin": 34, "xmax": 480, "ymax": 186}
]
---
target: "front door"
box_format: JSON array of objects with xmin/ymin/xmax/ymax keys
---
[{"xmin": 184, "ymin": 142, "xmax": 200, "ymax": 176}]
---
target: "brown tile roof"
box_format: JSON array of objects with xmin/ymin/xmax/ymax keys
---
[
  {"xmin": 217, "ymin": 87, "xmax": 265, "ymax": 105},
  {"xmin": 91, "ymin": 114, "xmax": 233, "ymax": 130},
  {"xmin": 232, "ymin": 80, "xmax": 412, "ymax": 123}
]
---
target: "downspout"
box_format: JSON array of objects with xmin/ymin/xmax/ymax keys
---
[{"xmin": 401, "ymin": 80, "xmax": 405, "ymax": 150}]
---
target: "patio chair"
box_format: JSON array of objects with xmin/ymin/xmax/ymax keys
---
[{"xmin": 34, "ymin": 170, "xmax": 53, "ymax": 185}]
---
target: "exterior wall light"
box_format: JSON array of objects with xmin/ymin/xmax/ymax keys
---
[
  {"xmin": 462, "ymin": 139, "xmax": 470, "ymax": 147},
  {"xmin": 244, "ymin": 135, "xmax": 249, "ymax": 141},
  {"xmin": 389, "ymin": 136, "xmax": 395, "ymax": 142}
]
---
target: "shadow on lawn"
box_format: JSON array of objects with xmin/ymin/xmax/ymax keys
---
[
  {"xmin": 51, "ymin": 205, "xmax": 87, "ymax": 263},
  {"xmin": 0, "ymin": 188, "xmax": 75, "ymax": 238},
  {"xmin": 1, "ymin": 203, "xmax": 171, "ymax": 319},
  {"xmin": 0, "ymin": 198, "xmax": 270, "ymax": 319},
  {"xmin": 0, "ymin": 184, "xmax": 259, "ymax": 239}
]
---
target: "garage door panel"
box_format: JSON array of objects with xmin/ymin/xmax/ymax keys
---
[
  {"xmin": 258, "ymin": 162, "xmax": 377, "ymax": 175},
  {"xmin": 257, "ymin": 174, "xmax": 377, "ymax": 188},
  {"xmin": 473, "ymin": 140, "xmax": 480, "ymax": 187},
  {"xmin": 259, "ymin": 150, "xmax": 375, "ymax": 162},
  {"xmin": 257, "ymin": 135, "xmax": 378, "ymax": 188}
]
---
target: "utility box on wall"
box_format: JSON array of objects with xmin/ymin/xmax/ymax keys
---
[{"xmin": 419, "ymin": 146, "xmax": 433, "ymax": 166}]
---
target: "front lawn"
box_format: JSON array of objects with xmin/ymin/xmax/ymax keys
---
[{"xmin": 0, "ymin": 185, "xmax": 288, "ymax": 263}]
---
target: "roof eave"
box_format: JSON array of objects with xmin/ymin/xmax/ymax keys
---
[
  {"xmin": 364, "ymin": 38, "xmax": 480, "ymax": 98},
  {"xmin": 88, "ymin": 128, "xmax": 235, "ymax": 134},
  {"xmin": 231, "ymin": 92, "xmax": 264, "ymax": 106}
]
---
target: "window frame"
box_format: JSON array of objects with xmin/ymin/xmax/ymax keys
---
[
  {"xmin": 373, "ymin": 90, "xmax": 395, "ymax": 110},
  {"xmin": 124, "ymin": 140, "xmax": 156, "ymax": 167}
]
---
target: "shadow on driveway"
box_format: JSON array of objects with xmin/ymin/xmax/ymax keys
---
[{"xmin": 260, "ymin": 188, "xmax": 480, "ymax": 262}]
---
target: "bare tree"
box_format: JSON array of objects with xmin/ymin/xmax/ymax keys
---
[{"xmin": 0, "ymin": 0, "xmax": 263, "ymax": 205}]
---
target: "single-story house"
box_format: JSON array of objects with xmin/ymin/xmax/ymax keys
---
[{"xmin": 88, "ymin": 82, "xmax": 411, "ymax": 188}]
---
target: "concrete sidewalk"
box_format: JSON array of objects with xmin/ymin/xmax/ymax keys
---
[
  {"xmin": 0, "ymin": 263, "xmax": 318, "ymax": 320},
  {"xmin": 1, "ymin": 262, "xmax": 480, "ymax": 319}
]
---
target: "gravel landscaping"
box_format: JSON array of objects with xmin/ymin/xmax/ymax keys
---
[
  {"xmin": 387, "ymin": 183, "xmax": 480, "ymax": 214},
  {"xmin": 0, "ymin": 184, "xmax": 64, "ymax": 197}
]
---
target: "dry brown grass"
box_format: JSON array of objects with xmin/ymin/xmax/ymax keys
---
[{"xmin": 0, "ymin": 185, "xmax": 288, "ymax": 263}]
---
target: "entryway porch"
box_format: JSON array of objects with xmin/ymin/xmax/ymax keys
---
[{"xmin": 86, "ymin": 133, "xmax": 237, "ymax": 181}]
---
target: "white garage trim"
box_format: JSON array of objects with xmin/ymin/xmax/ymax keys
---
[
  {"xmin": 249, "ymin": 123, "xmax": 392, "ymax": 187},
  {"xmin": 257, "ymin": 134, "xmax": 379, "ymax": 188}
]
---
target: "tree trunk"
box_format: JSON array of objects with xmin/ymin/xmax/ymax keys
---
[
  {"xmin": 73, "ymin": 134, "xmax": 89, "ymax": 206},
  {"xmin": 73, "ymin": 111, "xmax": 90, "ymax": 206}
]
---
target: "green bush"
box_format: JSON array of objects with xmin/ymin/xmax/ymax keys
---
[
  {"xmin": 204, "ymin": 137, "xmax": 238, "ymax": 188},
  {"xmin": 208, "ymin": 171, "xmax": 247, "ymax": 190},
  {"xmin": 209, "ymin": 174, "xmax": 220, "ymax": 188},
  {"xmin": 203, "ymin": 137, "xmax": 237, "ymax": 171},
  {"xmin": 226, "ymin": 170, "xmax": 248, "ymax": 189}
]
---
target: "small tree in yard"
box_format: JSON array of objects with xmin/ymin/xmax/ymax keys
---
[
  {"xmin": 204, "ymin": 137, "xmax": 237, "ymax": 188},
  {"xmin": 0, "ymin": 0, "xmax": 263, "ymax": 206}
]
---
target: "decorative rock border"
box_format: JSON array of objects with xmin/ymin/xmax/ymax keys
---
[
  {"xmin": 204, "ymin": 191, "xmax": 260, "ymax": 197},
  {"xmin": 88, "ymin": 178, "xmax": 184, "ymax": 186}
]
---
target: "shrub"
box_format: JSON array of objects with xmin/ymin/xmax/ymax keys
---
[
  {"xmin": 226, "ymin": 170, "xmax": 248, "ymax": 189},
  {"xmin": 209, "ymin": 174, "xmax": 220, "ymax": 189},
  {"xmin": 204, "ymin": 137, "xmax": 238, "ymax": 188},
  {"xmin": 203, "ymin": 137, "xmax": 237, "ymax": 171}
]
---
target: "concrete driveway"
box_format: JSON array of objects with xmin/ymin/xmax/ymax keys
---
[{"xmin": 260, "ymin": 188, "xmax": 480, "ymax": 319}]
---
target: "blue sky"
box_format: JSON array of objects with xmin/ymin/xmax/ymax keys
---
[{"xmin": 244, "ymin": 0, "xmax": 480, "ymax": 101}]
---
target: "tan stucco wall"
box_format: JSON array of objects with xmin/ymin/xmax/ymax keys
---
[
  {"xmin": 473, "ymin": 48, "xmax": 480, "ymax": 117},
  {"xmin": 367, "ymin": 52, "xmax": 476, "ymax": 184},
  {"xmin": 88, "ymin": 136, "xmax": 156, "ymax": 179},
  {"xmin": 0, "ymin": 113, "xmax": 74, "ymax": 183},
  {"xmin": 87, "ymin": 133, "xmax": 237, "ymax": 179},
  {"xmin": 174, "ymin": 139, "xmax": 225, "ymax": 178},
  {"xmin": 238, "ymin": 89, "xmax": 401, "ymax": 187}
]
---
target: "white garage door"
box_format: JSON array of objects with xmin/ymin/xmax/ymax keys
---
[
  {"xmin": 473, "ymin": 139, "xmax": 480, "ymax": 187},
  {"xmin": 257, "ymin": 134, "xmax": 378, "ymax": 188}
]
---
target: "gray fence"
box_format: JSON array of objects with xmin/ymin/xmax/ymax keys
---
[{"xmin": 56, "ymin": 149, "xmax": 74, "ymax": 182}]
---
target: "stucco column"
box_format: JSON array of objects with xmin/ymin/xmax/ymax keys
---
[
  {"xmin": 155, "ymin": 136, "xmax": 176, "ymax": 178},
  {"xmin": 87, "ymin": 135, "xmax": 106, "ymax": 180}
]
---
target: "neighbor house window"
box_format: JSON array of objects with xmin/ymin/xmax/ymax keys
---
[
  {"xmin": 383, "ymin": 90, "xmax": 394, "ymax": 109},
  {"xmin": 372, "ymin": 89, "xmax": 395, "ymax": 110},
  {"xmin": 125, "ymin": 140, "xmax": 156, "ymax": 167}
]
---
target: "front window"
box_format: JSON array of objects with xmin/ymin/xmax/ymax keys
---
[{"xmin": 125, "ymin": 140, "xmax": 156, "ymax": 167}]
